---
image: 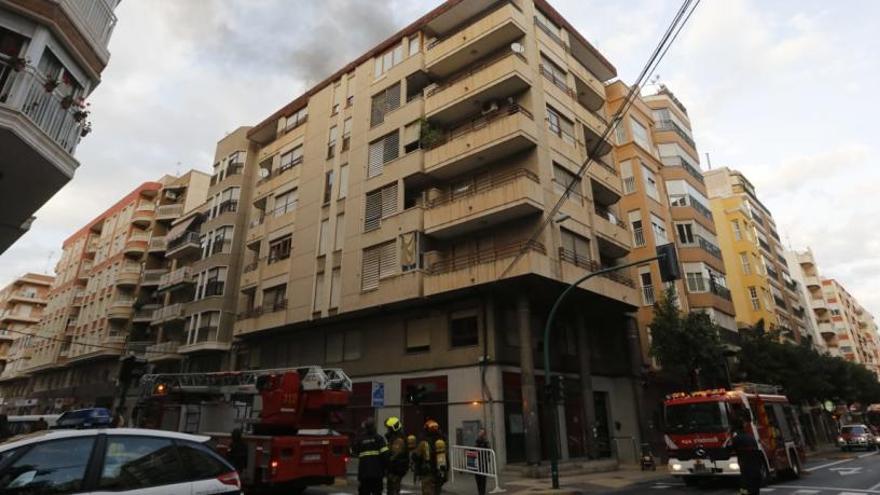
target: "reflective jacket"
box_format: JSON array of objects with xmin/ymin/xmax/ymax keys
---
[{"xmin": 354, "ymin": 432, "xmax": 389, "ymax": 480}]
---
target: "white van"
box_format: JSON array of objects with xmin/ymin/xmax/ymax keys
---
[{"xmin": 7, "ymin": 415, "xmax": 60, "ymax": 436}]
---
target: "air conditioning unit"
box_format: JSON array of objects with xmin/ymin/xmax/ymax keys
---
[
  {"xmin": 425, "ymin": 187, "xmax": 443, "ymax": 205},
  {"xmin": 481, "ymin": 100, "xmax": 499, "ymax": 115},
  {"xmin": 423, "ymin": 83, "xmax": 439, "ymax": 97},
  {"xmin": 164, "ymin": 190, "xmax": 179, "ymax": 200}
]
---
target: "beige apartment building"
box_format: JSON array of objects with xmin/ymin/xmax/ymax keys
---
[
  {"xmin": 154, "ymin": 0, "xmax": 649, "ymax": 466},
  {"xmin": 814, "ymin": 275, "xmax": 880, "ymax": 372},
  {"xmin": 0, "ymin": 0, "xmax": 119, "ymax": 251},
  {"xmin": 4, "ymin": 171, "xmax": 208, "ymax": 414},
  {"xmin": 607, "ymin": 83, "xmax": 736, "ymax": 365},
  {"xmin": 705, "ymin": 167, "xmax": 813, "ymax": 342},
  {"xmin": 785, "ymin": 248, "xmax": 830, "ymax": 352}
]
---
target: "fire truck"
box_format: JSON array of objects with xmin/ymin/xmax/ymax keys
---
[
  {"xmin": 663, "ymin": 383, "xmax": 806, "ymax": 485},
  {"xmin": 135, "ymin": 366, "xmax": 351, "ymax": 494}
]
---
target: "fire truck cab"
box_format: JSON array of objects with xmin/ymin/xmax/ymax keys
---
[{"xmin": 664, "ymin": 383, "xmax": 805, "ymax": 483}]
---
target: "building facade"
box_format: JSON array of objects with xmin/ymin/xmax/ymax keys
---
[
  {"xmin": 784, "ymin": 248, "xmax": 829, "ymax": 353},
  {"xmin": 821, "ymin": 278, "xmax": 880, "ymax": 373},
  {"xmin": 0, "ymin": 0, "xmax": 119, "ymax": 251},
  {"xmin": 152, "ymin": 0, "xmax": 650, "ymax": 466},
  {"xmin": 705, "ymin": 167, "xmax": 812, "ymax": 342}
]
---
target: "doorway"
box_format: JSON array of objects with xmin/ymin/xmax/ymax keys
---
[{"xmin": 593, "ymin": 391, "xmax": 612, "ymax": 458}]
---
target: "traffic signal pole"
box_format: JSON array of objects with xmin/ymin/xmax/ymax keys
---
[{"xmin": 543, "ymin": 253, "xmax": 666, "ymax": 489}]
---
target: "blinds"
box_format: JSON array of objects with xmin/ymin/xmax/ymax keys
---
[
  {"xmin": 561, "ymin": 229, "xmax": 590, "ymax": 260},
  {"xmin": 381, "ymin": 182, "xmax": 398, "ymax": 217},
  {"xmin": 383, "ymin": 130, "xmax": 400, "ymax": 163},
  {"xmin": 406, "ymin": 317, "xmax": 431, "ymax": 351},
  {"xmin": 370, "ymin": 83, "xmax": 401, "ymax": 126},
  {"xmin": 367, "ymin": 131, "xmax": 400, "ymax": 178},
  {"xmin": 379, "ymin": 240, "xmax": 397, "ymax": 278},
  {"xmin": 364, "ymin": 190, "xmax": 382, "ymax": 231},
  {"xmin": 361, "ymin": 245, "xmax": 380, "ymax": 290},
  {"xmin": 330, "ymin": 268, "xmax": 341, "ymax": 308}
]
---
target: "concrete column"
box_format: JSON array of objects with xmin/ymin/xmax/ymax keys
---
[
  {"xmin": 576, "ymin": 315, "xmax": 598, "ymax": 459},
  {"xmin": 517, "ymin": 294, "xmax": 541, "ymax": 465},
  {"xmin": 8, "ymin": 26, "xmax": 49, "ymax": 108},
  {"xmin": 625, "ymin": 314, "xmax": 649, "ymax": 448}
]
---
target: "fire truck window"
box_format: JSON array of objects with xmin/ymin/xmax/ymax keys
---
[
  {"xmin": 99, "ymin": 436, "xmax": 188, "ymax": 490},
  {"xmin": 772, "ymin": 404, "xmax": 793, "ymax": 441},
  {"xmin": 665, "ymin": 402, "xmax": 727, "ymax": 433}
]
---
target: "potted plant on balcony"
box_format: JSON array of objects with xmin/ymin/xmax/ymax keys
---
[
  {"xmin": 72, "ymin": 99, "xmax": 90, "ymax": 122},
  {"xmin": 10, "ymin": 56, "xmax": 28, "ymax": 72},
  {"xmin": 80, "ymin": 121, "xmax": 93, "ymax": 137},
  {"xmin": 43, "ymin": 78, "xmax": 59, "ymax": 93},
  {"xmin": 418, "ymin": 117, "xmax": 444, "ymax": 149},
  {"xmin": 60, "ymin": 94, "xmax": 75, "ymax": 109}
]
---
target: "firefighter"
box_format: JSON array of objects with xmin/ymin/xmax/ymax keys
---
[
  {"xmin": 412, "ymin": 419, "xmax": 448, "ymax": 495},
  {"xmin": 384, "ymin": 417, "xmax": 409, "ymax": 495},
  {"xmin": 732, "ymin": 418, "xmax": 763, "ymax": 495},
  {"xmin": 353, "ymin": 417, "xmax": 388, "ymax": 495}
]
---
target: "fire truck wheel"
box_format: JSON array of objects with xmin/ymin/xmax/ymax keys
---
[
  {"xmin": 786, "ymin": 450, "xmax": 801, "ymax": 479},
  {"xmin": 759, "ymin": 460, "xmax": 771, "ymax": 487}
]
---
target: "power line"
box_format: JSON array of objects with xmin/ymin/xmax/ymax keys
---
[
  {"xmin": 1, "ymin": 326, "xmax": 183, "ymax": 356},
  {"xmin": 498, "ymin": 0, "xmax": 700, "ymax": 280}
]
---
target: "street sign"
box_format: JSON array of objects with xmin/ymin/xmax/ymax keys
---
[{"xmin": 371, "ymin": 381, "xmax": 385, "ymax": 407}]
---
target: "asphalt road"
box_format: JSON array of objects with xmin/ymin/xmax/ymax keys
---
[{"xmin": 610, "ymin": 450, "xmax": 880, "ymax": 495}]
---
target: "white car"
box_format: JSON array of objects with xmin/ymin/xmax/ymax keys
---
[{"xmin": 0, "ymin": 428, "xmax": 241, "ymax": 494}]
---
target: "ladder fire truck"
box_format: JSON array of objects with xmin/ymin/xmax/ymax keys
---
[{"xmin": 135, "ymin": 366, "xmax": 351, "ymax": 494}]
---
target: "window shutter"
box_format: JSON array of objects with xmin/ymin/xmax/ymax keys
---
[
  {"xmin": 364, "ymin": 190, "xmax": 382, "ymax": 231},
  {"xmin": 361, "ymin": 246, "xmax": 380, "ymax": 290},
  {"xmin": 383, "ymin": 131, "xmax": 400, "ymax": 163},
  {"xmin": 330, "ymin": 269, "xmax": 341, "ymax": 308},
  {"xmin": 381, "ymin": 182, "xmax": 398, "ymax": 218},
  {"xmin": 379, "ymin": 240, "xmax": 397, "ymax": 278},
  {"xmin": 406, "ymin": 317, "xmax": 431, "ymax": 351},
  {"xmin": 371, "ymin": 91, "xmax": 386, "ymax": 126},
  {"xmin": 386, "ymin": 83, "xmax": 401, "ymax": 112},
  {"xmin": 368, "ymin": 140, "xmax": 384, "ymax": 178},
  {"xmin": 574, "ymin": 235, "xmax": 590, "ymax": 260}
]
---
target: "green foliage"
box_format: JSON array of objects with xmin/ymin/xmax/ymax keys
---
[
  {"xmin": 418, "ymin": 118, "xmax": 443, "ymax": 149},
  {"xmin": 649, "ymin": 288, "xmax": 728, "ymax": 391}
]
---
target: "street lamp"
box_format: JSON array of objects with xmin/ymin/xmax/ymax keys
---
[{"xmin": 543, "ymin": 244, "xmax": 680, "ymax": 489}]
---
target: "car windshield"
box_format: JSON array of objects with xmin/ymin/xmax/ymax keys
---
[
  {"xmin": 665, "ymin": 402, "xmax": 728, "ymax": 434},
  {"xmin": 843, "ymin": 426, "xmax": 867, "ymax": 435}
]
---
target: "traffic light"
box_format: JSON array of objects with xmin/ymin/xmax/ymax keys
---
[
  {"xmin": 544, "ymin": 376, "xmax": 565, "ymax": 403},
  {"xmin": 656, "ymin": 243, "xmax": 681, "ymax": 282},
  {"xmin": 405, "ymin": 385, "xmax": 427, "ymax": 405}
]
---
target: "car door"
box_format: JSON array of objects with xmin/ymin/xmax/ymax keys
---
[
  {"xmin": 86, "ymin": 434, "xmax": 193, "ymax": 495},
  {"xmin": 0, "ymin": 436, "xmax": 97, "ymax": 494},
  {"xmin": 176, "ymin": 440, "xmax": 241, "ymax": 494}
]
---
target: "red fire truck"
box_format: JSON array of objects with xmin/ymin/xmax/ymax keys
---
[
  {"xmin": 663, "ymin": 383, "xmax": 806, "ymax": 485},
  {"xmin": 136, "ymin": 366, "xmax": 351, "ymax": 494}
]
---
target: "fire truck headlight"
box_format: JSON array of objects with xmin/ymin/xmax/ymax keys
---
[
  {"xmin": 729, "ymin": 462, "xmax": 740, "ymax": 471},
  {"xmin": 838, "ymin": 436, "xmax": 845, "ymax": 443},
  {"xmin": 671, "ymin": 463, "xmax": 683, "ymax": 472}
]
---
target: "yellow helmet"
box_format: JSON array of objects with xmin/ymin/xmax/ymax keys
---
[{"xmin": 385, "ymin": 416, "xmax": 402, "ymax": 432}]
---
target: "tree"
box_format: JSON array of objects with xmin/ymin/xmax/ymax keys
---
[{"xmin": 649, "ymin": 288, "xmax": 728, "ymax": 391}]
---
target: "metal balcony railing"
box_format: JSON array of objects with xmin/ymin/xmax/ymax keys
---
[
  {"xmin": 654, "ymin": 119, "xmax": 696, "ymax": 150},
  {"xmin": 167, "ymin": 232, "xmax": 200, "ymax": 251},
  {"xmin": 642, "ymin": 285, "xmax": 656, "ymax": 305},
  {"xmin": 594, "ymin": 204, "xmax": 627, "ymax": 229},
  {"xmin": 661, "ymin": 155, "xmax": 704, "ymax": 184},
  {"xmin": 697, "ymin": 236, "xmax": 723, "ymax": 260},
  {"xmin": 428, "ymin": 240, "xmax": 545, "ymax": 275},
  {"xmin": 632, "ymin": 228, "xmax": 646, "ymax": 247},
  {"xmin": 61, "ymin": 0, "xmax": 117, "ymax": 49},
  {"xmin": 426, "ymin": 104, "xmax": 534, "ymax": 150},
  {"xmin": 426, "ymin": 169, "xmax": 538, "ymax": 207},
  {"xmin": 558, "ymin": 247, "xmax": 636, "ymax": 288}
]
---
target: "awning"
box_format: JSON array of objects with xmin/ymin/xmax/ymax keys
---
[{"xmin": 166, "ymin": 214, "xmax": 199, "ymax": 240}]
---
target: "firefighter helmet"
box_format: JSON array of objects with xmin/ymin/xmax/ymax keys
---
[
  {"xmin": 424, "ymin": 419, "xmax": 440, "ymax": 434},
  {"xmin": 385, "ymin": 416, "xmax": 402, "ymax": 432}
]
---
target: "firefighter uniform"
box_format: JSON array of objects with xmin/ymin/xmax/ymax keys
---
[
  {"xmin": 385, "ymin": 417, "xmax": 409, "ymax": 495},
  {"xmin": 411, "ymin": 420, "xmax": 448, "ymax": 495},
  {"xmin": 353, "ymin": 419, "xmax": 389, "ymax": 495}
]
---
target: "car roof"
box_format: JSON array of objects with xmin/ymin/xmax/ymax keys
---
[
  {"xmin": 0, "ymin": 428, "xmax": 210, "ymax": 452},
  {"xmin": 842, "ymin": 424, "xmax": 869, "ymax": 428}
]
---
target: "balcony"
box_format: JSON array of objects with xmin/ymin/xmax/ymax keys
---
[
  {"xmin": 151, "ymin": 303, "xmax": 186, "ymax": 325},
  {"xmin": 661, "ymin": 155, "xmax": 704, "ymax": 184},
  {"xmin": 155, "ymin": 203, "xmax": 184, "ymax": 220},
  {"xmin": 425, "ymin": 169, "xmax": 542, "ymax": 239},
  {"xmin": 123, "ymin": 233, "xmax": 149, "ymax": 257},
  {"xmin": 141, "ymin": 268, "xmax": 167, "ymax": 287},
  {"xmin": 148, "ymin": 236, "xmax": 167, "ymax": 252},
  {"xmin": 811, "ymin": 296, "xmax": 829, "ymax": 313},
  {"xmin": 84, "ymin": 237, "xmax": 99, "ymax": 254},
  {"xmin": 107, "ymin": 299, "xmax": 134, "ymax": 320},
  {"xmin": 131, "ymin": 203, "xmax": 155, "ymax": 227},
  {"xmin": 0, "ymin": 311, "xmax": 39, "ymax": 324},
  {"xmin": 669, "ymin": 194, "xmax": 713, "ymax": 222},
  {"xmin": 115, "ymin": 265, "xmax": 141, "ymax": 287},
  {"xmin": 696, "ymin": 236, "xmax": 723, "ymax": 260},
  {"xmin": 424, "ymin": 104, "xmax": 537, "ymax": 178},
  {"xmin": 146, "ymin": 340, "xmax": 183, "ymax": 363},
  {"xmin": 158, "ymin": 267, "xmax": 194, "ymax": 292},
  {"xmin": 166, "ymin": 232, "xmax": 201, "ymax": 259},
  {"xmin": 593, "ymin": 205, "xmax": 630, "ymax": 258},
  {"xmin": 818, "ymin": 322, "xmax": 836, "ymax": 340},
  {"xmin": 68, "ymin": 335, "xmax": 126, "ymax": 362},
  {"xmin": 180, "ymin": 327, "xmax": 231, "ymax": 354},
  {"xmin": 654, "ymin": 119, "xmax": 697, "ymax": 151},
  {"xmin": 59, "ymin": 0, "xmax": 118, "ymax": 56},
  {"xmin": 804, "ymin": 275, "xmax": 820, "ymax": 289},
  {"xmin": 424, "ymin": 240, "xmax": 549, "ymax": 296},
  {"xmin": 557, "ymin": 248, "xmax": 638, "ymax": 304},
  {"xmin": 132, "ymin": 304, "xmax": 160, "ymax": 323},
  {"xmin": 425, "ymin": 51, "xmax": 531, "ymax": 125},
  {"xmin": 425, "ymin": 1, "xmax": 526, "ymax": 78}
]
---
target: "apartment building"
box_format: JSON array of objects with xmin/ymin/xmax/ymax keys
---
[
  {"xmin": 0, "ymin": 0, "xmax": 119, "ymax": 251},
  {"xmin": 784, "ymin": 248, "xmax": 830, "ymax": 353},
  {"xmin": 155, "ymin": 0, "xmax": 648, "ymax": 466},
  {"xmin": 9, "ymin": 171, "xmax": 208, "ymax": 414},
  {"xmin": 0, "ymin": 273, "xmax": 52, "ymax": 411},
  {"xmin": 818, "ymin": 278, "xmax": 880, "ymax": 373},
  {"xmin": 705, "ymin": 167, "xmax": 812, "ymax": 341},
  {"xmin": 607, "ymin": 83, "xmax": 736, "ymax": 364}
]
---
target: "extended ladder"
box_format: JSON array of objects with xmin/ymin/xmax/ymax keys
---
[{"xmin": 139, "ymin": 366, "xmax": 352, "ymax": 397}]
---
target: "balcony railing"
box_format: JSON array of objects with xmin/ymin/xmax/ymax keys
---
[
  {"xmin": 661, "ymin": 155, "xmax": 704, "ymax": 184},
  {"xmin": 155, "ymin": 204, "xmax": 183, "ymax": 218},
  {"xmin": 427, "ymin": 50, "xmax": 526, "ymax": 99},
  {"xmin": 258, "ymin": 156, "xmax": 302, "ymax": 185},
  {"xmin": 426, "ymin": 169, "xmax": 538, "ymax": 207},
  {"xmin": 686, "ymin": 276, "xmax": 732, "ymax": 300},
  {"xmin": 539, "ymin": 64, "xmax": 576, "ymax": 98},
  {"xmin": 774, "ymin": 295, "xmax": 787, "ymax": 309},
  {"xmin": 654, "ymin": 119, "xmax": 696, "ymax": 150},
  {"xmin": 426, "ymin": 104, "xmax": 533, "ymax": 149},
  {"xmin": 758, "ymin": 239, "xmax": 771, "ymax": 252},
  {"xmin": 632, "ymin": 227, "xmax": 646, "ymax": 247},
  {"xmin": 218, "ymin": 199, "xmax": 238, "ymax": 215},
  {"xmin": 61, "ymin": 0, "xmax": 118, "ymax": 49},
  {"xmin": 558, "ymin": 247, "xmax": 636, "ymax": 288},
  {"xmin": 697, "ymin": 236, "xmax": 723, "ymax": 260},
  {"xmin": 0, "ymin": 59, "xmax": 89, "ymax": 154},
  {"xmin": 766, "ymin": 266, "xmax": 779, "ymax": 281},
  {"xmin": 158, "ymin": 266, "xmax": 192, "ymax": 288},
  {"xmin": 428, "ymin": 240, "xmax": 545, "ymax": 275},
  {"xmin": 642, "ymin": 285, "xmax": 656, "ymax": 305},
  {"xmin": 167, "ymin": 232, "xmax": 200, "ymax": 251},
  {"xmin": 594, "ymin": 204, "xmax": 627, "ymax": 229}
]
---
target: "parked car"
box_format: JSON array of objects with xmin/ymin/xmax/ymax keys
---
[
  {"xmin": 6, "ymin": 415, "xmax": 60, "ymax": 435},
  {"xmin": 0, "ymin": 428, "xmax": 241, "ymax": 494},
  {"xmin": 838, "ymin": 424, "xmax": 878, "ymax": 451},
  {"xmin": 54, "ymin": 407, "xmax": 112, "ymax": 429}
]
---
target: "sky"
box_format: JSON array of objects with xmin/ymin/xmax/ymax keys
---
[{"xmin": 2, "ymin": 0, "xmax": 879, "ymax": 317}]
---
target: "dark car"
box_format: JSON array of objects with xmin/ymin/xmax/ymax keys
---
[
  {"xmin": 54, "ymin": 407, "xmax": 113, "ymax": 429},
  {"xmin": 838, "ymin": 424, "xmax": 877, "ymax": 451}
]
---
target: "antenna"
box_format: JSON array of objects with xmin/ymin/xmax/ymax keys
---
[
  {"xmin": 704, "ymin": 152, "xmax": 712, "ymax": 170},
  {"xmin": 175, "ymin": 161, "xmax": 181, "ymax": 176},
  {"xmin": 44, "ymin": 250, "xmax": 54, "ymax": 274}
]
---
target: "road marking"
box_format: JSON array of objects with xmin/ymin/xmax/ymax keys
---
[
  {"xmin": 805, "ymin": 451, "xmax": 877, "ymax": 472},
  {"xmin": 831, "ymin": 466, "xmax": 863, "ymax": 476},
  {"xmin": 777, "ymin": 486, "xmax": 880, "ymax": 494},
  {"xmin": 791, "ymin": 490, "xmax": 819, "ymax": 495},
  {"xmin": 869, "ymin": 479, "xmax": 880, "ymax": 492}
]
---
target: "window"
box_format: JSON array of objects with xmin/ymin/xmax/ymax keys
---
[
  {"xmin": 345, "ymin": 73, "xmax": 355, "ymax": 107},
  {"xmin": 329, "ymin": 268, "xmax": 341, "ymax": 309},
  {"xmin": 367, "ymin": 130, "xmax": 400, "ymax": 177},
  {"xmin": 630, "ymin": 117, "xmax": 652, "ymax": 152},
  {"xmin": 323, "ymin": 170, "xmax": 335, "ymax": 204},
  {"xmin": 546, "ymin": 105, "xmax": 575, "ymax": 145},
  {"xmin": 199, "ymin": 266, "xmax": 227, "ymax": 298},
  {"xmin": 364, "ymin": 182, "xmax": 399, "ymax": 231},
  {"xmin": 371, "ymin": 82, "xmax": 402, "ymax": 126},
  {"xmin": 749, "ymin": 286, "xmax": 760, "ymax": 310},
  {"xmin": 676, "ymin": 223, "xmax": 695, "ymax": 245},
  {"xmin": 314, "ymin": 272, "xmax": 325, "ymax": 311},
  {"xmin": 631, "ymin": 219, "xmax": 645, "ymax": 247},
  {"xmin": 374, "ymin": 42, "xmax": 404, "ymax": 78},
  {"xmin": 552, "ymin": 163, "xmax": 581, "ymax": 201},
  {"xmin": 535, "ymin": 8, "xmax": 562, "ymax": 37},
  {"xmin": 686, "ymin": 271, "xmax": 706, "ymax": 292},
  {"xmin": 326, "ymin": 330, "xmax": 362, "ymax": 362},
  {"xmin": 406, "ymin": 317, "xmax": 431, "ymax": 353},
  {"xmin": 450, "ymin": 313, "xmax": 479, "ymax": 347},
  {"xmin": 615, "ymin": 121, "xmax": 627, "ymax": 145},
  {"xmin": 268, "ymin": 235, "xmax": 292, "ymax": 264},
  {"xmin": 338, "ymin": 164, "xmax": 349, "ymax": 199},
  {"xmin": 334, "ymin": 214, "xmax": 345, "ymax": 251},
  {"xmin": 560, "ymin": 228, "xmax": 591, "ymax": 267},
  {"xmin": 408, "ymin": 33, "xmax": 421, "ymax": 56},
  {"xmin": 620, "ymin": 160, "xmax": 635, "ymax": 194},
  {"xmin": 203, "ymin": 226, "xmax": 234, "ymax": 257},
  {"xmin": 280, "ymin": 145, "xmax": 304, "ymax": 172},
  {"xmin": 263, "ymin": 284, "xmax": 287, "ymax": 312},
  {"xmin": 99, "ymin": 436, "xmax": 188, "ymax": 490},
  {"xmin": 274, "ymin": 188, "xmax": 298, "ymax": 216},
  {"xmin": 361, "ymin": 240, "xmax": 397, "ymax": 290},
  {"xmin": 327, "ymin": 125, "xmax": 337, "ymax": 158},
  {"xmin": 540, "ymin": 54, "xmax": 568, "ymax": 91},
  {"xmin": 342, "ymin": 118, "xmax": 352, "ymax": 151},
  {"xmin": 331, "ymin": 80, "xmax": 342, "ymax": 115},
  {"xmin": 740, "ymin": 252, "xmax": 751, "ymax": 274},
  {"xmin": 640, "ymin": 270, "xmax": 655, "ymax": 305},
  {"xmin": 641, "ymin": 163, "xmax": 660, "ymax": 201},
  {"xmin": 285, "ymin": 107, "xmax": 308, "ymax": 132},
  {"xmin": 650, "ymin": 214, "xmax": 668, "ymax": 244},
  {"xmin": 318, "ymin": 219, "xmax": 330, "ymax": 255},
  {"xmin": 0, "ymin": 437, "xmax": 95, "ymax": 492},
  {"xmin": 177, "ymin": 441, "xmax": 229, "ymax": 480},
  {"xmin": 732, "ymin": 220, "xmax": 743, "ymax": 240}
]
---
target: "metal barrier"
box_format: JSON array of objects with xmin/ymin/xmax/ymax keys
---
[{"xmin": 449, "ymin": 445, "xmax": 505, "ymax": 493}]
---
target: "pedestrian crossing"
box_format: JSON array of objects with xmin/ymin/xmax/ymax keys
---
[{"xmin": 648, "ymin": 482, "xmax": 880, "ymax": 494}]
